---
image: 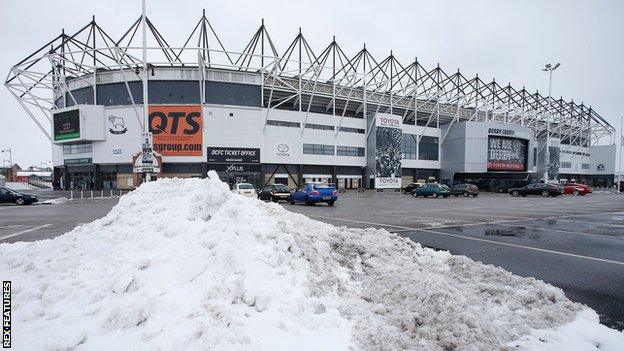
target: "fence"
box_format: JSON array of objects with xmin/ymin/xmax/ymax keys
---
[{"xmin": 68, "ymin": 189, "xmax": 131, "ymax": 200}]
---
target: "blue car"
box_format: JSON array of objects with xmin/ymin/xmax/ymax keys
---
[{"xmin": 289, "ymin": 183, "xmax": 338, "ymax": 206}]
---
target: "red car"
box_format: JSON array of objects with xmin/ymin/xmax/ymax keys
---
[{"xmin": 562, "ymin": 183, "xmax": 592, "ymax": 196}]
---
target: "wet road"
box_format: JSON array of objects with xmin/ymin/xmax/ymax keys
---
[{"xmin": 1, "ymin": 189, "xmax": 623, "ymax": 329}]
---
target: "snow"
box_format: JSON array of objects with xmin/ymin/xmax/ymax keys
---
[
  {"xmin": 509, "ymin": 309, "xmax": 624, "ymax": 351},
  {"xmin": 1, "ymin": 172, "xmax": 622, "ymax": 350},
  {"xmin": 39, "ymin": 197, "xmax": 69, "ymax": 205},
  {"xmin": 4, "ymin": 181, "xmax": 36, "ymax": 190}
]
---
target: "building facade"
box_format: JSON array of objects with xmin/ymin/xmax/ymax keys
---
[{"xmin": 5, "ymin": 13, "xmax": 617, "ymax": 190}]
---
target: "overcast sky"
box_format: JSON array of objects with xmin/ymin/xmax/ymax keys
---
[{"xmin": 1, "ymin": 0, "xmax": 623, "ymax": 168}]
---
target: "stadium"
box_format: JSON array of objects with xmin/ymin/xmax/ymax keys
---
[{"xmin": 5, "ymin": 12, "xmax": 617, "ymax": 191}]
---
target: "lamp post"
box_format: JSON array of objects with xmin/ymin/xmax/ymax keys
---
[
  {"xmin": 1, "ymin": 148, "xmax": 13, "ymax": 181},
  {"xmin": 1, "ymin": 149, "xmax": 12, "ymax": 168},
  {"xmin": 541, "ymin": 63, "xmax": 560, "ymax": 182}
]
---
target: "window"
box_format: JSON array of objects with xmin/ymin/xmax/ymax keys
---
[
  {"xmin": 338, "ymin": 126, "xmax": 365, "ymax": 134},
  {"xmin": 533, "ymin": 147, "xmax": 537, "ymax": 166},
  {"xmin": 63, "ymin": 142, "xmax": 92, "ymax": 155},
  {"xmin": 402, "ymin": 134, "xmax": 417, "ymax": 159},
  {"xmin": 305, "ymin": 123, "xmax": 334, "ymax": 131},
  {"xmin": 337, "ymin": 146, "xmax": 365, "ymax": 157},
  {"xmin": 303, "ymin": 143, "xmax": 334, "ymax": 155},
  {"xmin": 561, "ymin": 162, "xmax": 572, "ymax": 169},
  {"xmin": 582, "ymin": 163, "xmax": 590, "ymax": 170},
  {"xmin": 419, "ymin": 136, "xmax": 439, "ymax": 161},
  {"xmin": 266, "ymin": 120, "xmax": 300, "ymax": 128}
]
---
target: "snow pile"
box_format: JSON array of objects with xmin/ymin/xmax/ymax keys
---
[
  {"xmin": 4, "ymin": 182, "xmax": 35, "ymax": 190},
  {"xmin": 1, "ymin": 172, "xmax": 622, "ymax": 350},
  {"xmin": 39, "ymin": 197, "xmax": 69, "ymax": 205}
]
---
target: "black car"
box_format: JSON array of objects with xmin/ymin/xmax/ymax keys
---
[
  {"xmin": 508, "ymin": 183, "xmax": 563, "ymax": 197},
  {"xmin": 0, "ymin": 187, "xmax": 38, "ymax": 205},
  {"xmin": 402, "ymin": 183, "xmax": 423, "ymax": 194},
  {"xmin": 258, "ymin": 184, "xmax": 291, "ymax": 202},
  {"xmin": 449, "ymin": 183, "xmax": 479, "ymax": 197}
]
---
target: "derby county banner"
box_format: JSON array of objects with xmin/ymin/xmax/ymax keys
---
[
  {"xmin": 148, "ymin": 105, "xmax": 203, "ymax": 156},
  {"xmin": 374, "ymin": 114, "xmax": 402, "ymax": 188},
  {"xmin": 487, "ymin": 136, "xmax": 527, "ymax": 171}
]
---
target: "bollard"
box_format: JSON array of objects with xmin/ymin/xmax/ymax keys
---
[
  {"xmin": 81, "ymin": 190, "xmax": 84, "ymax": 199},
  {"xmin": 101, "ymin": 190, "xmax": 104, "ymax": 198},
  {"xmin": 70, "ymin": 190, "xmax": 73, "ymax": 200},
  {"xmin": 110, "ymin": 190, "xmax": 113, "ymax": 198},
  {"xmin": 91, "ymin": 190, "xmax": 93, "ymax": 199}
]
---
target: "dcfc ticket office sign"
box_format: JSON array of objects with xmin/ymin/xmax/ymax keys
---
[
  {"xmin": 207, "ymin": 147, "xmax": 260, "ymax": 164},
  {"xmin": 148, "ymin": 105, "xmax": 203, "ymax": 156}
]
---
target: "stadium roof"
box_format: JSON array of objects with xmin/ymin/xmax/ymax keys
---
[{"xmin": 5, "ymin": 12, "xmax": 614, "ymax": 145}]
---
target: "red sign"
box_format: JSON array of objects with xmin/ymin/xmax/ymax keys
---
[
  {"xmin": 487, "ymin": 161, "xmax": 525, "ymax": 171},
  {"xmin": 148, "ymin": 105, "xmax": 203, "ymax": 156}
]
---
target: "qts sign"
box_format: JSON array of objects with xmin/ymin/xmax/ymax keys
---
[{"xmin": 148, "ymin": 105, "xmax": 203, "ymax": 156}]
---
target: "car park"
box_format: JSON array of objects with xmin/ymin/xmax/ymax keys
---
[
  {"xmin": 402, "ymin": 182, "xmax": 424, "ymax": 194},
  {"xmin": 289, "ymin": 183, "xmax": 337, "ymax": 206},
  {"xmin": 561, "ymin": 183, "xmax": 592, "ymax": 196},
  {"xmin": 232, "ymin": 183, "xmax": 256, "ymax": 197},
  {"xmin": 508, "ymin": 183, "xmax": 564, "ymax": 197},
  {"xmin": 0, "ymin": 186, "xmax": 38, "ymax": 205},
  {"xmin": 412, "ymin": 183, "xmax": 450, "ymax": 198},
  {"xmin": 449, "ymin": 183, "xmax": 479, "ymax": 197},
  {"xmin": 258, "ymin": 184, "xmax": 291, "ymax": 202}
]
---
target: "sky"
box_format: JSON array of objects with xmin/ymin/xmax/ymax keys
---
[{"xmin": 1, "ymin": 0, "xmax": 623, "ymax": 168}]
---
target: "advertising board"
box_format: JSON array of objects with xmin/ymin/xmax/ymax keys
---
[
  {"xmin": 206, "ymin": 147, "xmax": 260, "ymax": 164},
  {"xmin": 148, "ymin": 105, "xmax": 203, "ymax": 156},
  {"xmin": 374, "ymin": 114, "xmax": 402, "ymax": 188},
  {"xmin": 487, "ymin": 136, "xmax": 528, "ymax": 171},
  {"xmin": 53, "ymin": 109, "xmax": 81, "ymax": 141}
]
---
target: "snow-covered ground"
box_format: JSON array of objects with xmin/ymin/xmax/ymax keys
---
[
  {"xmin": 4, "ymin": 181, "xmax": 36, "ymax": 190},
  {"xmin": 1, "ymin": 172, "xmax": 622, "ymax": 350}
]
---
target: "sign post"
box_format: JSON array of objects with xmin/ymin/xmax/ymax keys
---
[{"xmin": 141, "ymin": 0, "xmax": 152, "ymax": 182}]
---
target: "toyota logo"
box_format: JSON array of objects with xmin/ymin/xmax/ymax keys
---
[{"xmin": 277, "ymin": 143, "xmax": 289, "ymax": 152}]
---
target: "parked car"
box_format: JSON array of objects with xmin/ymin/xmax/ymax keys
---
[
  {"xmin": 402, "ymin": 182, "xmax": 424, "ymax": 194},
  {"xmin": 412, "ymin": 183, "xmax": 450, "ymax": 198},
  {"xmin": 232, "ymin": 183, "xmax": 256, "ymax": 197},
  {"xmin": 449, "ymin": 183, "xmax": 479, "ymax": 197},
  {"xmin": 508, "ymin": 183, "xmax": 563, "ymax": 197},
  {"xmin": 289, "ymin": 183, "xmax": 337, "ymax": 206},
  {"xmin": 0, "ymin": 187, "xmax": 38, "ymax": 205},
  {"xmin": 562, "ymin": 183, "xmax": 592, "ymax": 196},
  {"xmin": 258, "ymin": 184, "xmax": 291, "ymax": 202}
]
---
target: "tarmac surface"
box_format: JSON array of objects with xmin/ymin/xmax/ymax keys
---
[{"xmin": 1, "ymin": 188, "xmax": 623, "ymax": 329}]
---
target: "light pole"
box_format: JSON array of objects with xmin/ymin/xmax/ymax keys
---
[
  {"xmin": 541, "ymin": 63, "xmax": 560, "ymax": 182},
  {"xmin": 1, "ymin": 148, "xmax": 12, "ymax": 168}
]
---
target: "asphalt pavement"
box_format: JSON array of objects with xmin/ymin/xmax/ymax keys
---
[{"xmin": 1, "ymin": 189, "xmax": 623, "ymax": 329}]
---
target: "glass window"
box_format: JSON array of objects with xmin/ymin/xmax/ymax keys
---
[
  {"xmin": 338, "ymin": 126, "xmax": 365, "ymax": 134},
  {"xmin": 561, "ymin": 162, "xmax": 572, "ymax": 169},
  {"xmin": 418, "ymin": 136, "xmax": 439, "ymax": 161},
  {"xmin": 62, "ymin": 142, "xmax": 92, "ymax": 155},
  {"xmin": 582, "ymin": 163, "xmax": 590, "ymax": 170},
  {"xmin": 337, "ymin": 146, "xmax": 365, "ymax": 157},
  {"xmin": 303, "ymin": 143, "xmax": 334, "ymax": 155},
  {"xmin": 402, "ymin": 134, "xmax": 417, "ymax": 159},
  {"xmin": 266, "ymin": 120, "xmax": 300, "ymax": 128},
  {"xmin": 305, "ymin": 123, "xmax": 334, "ymax": 131}
]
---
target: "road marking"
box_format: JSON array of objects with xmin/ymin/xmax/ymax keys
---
[
  {"xmin": 308, "ymin": 214, "xmax": 624, "ymax": 266},
  {"xmin": 0, "ymin": 224, "xmax": 52, "ymax": 241}
]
